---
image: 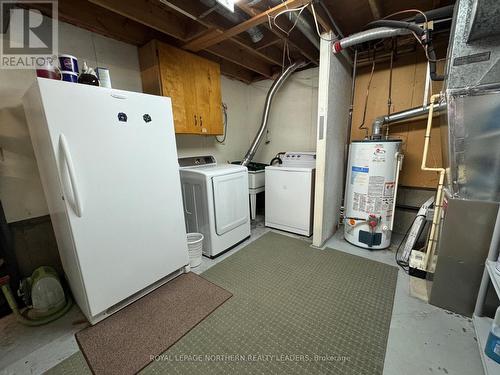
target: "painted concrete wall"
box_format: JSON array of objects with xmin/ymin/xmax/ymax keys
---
[
  {"xmin": 0, "ymin": 16, "xmax": 320, "ymax": 223},
  {"xmin": 249, "ymin": 68, "xmax": 318, "ymax": 164},
  {"xmin": 0, "ymin": 20, "xmax": 142, "ymax": 223},
  {"xmin": 176, "ymin": 67, "xmax": 319, "ymax": 166}
]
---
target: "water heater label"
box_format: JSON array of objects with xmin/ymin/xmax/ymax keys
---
[
  {"xmin": 351, "ymin": 166, "xmax": 369, "ymax": 186},
  {"xmin": 352, "ymin": 166, "xmax": 369, "ymax": 173}
]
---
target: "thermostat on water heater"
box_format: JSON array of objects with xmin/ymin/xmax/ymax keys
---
[{"xmin": 216, "ymin": 0, "xmax": 234, "ymax": 12}]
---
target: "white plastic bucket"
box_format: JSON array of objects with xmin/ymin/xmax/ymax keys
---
[{"xmin": 187, "ymin": 233, "xmax": 204, "ymax": 268}]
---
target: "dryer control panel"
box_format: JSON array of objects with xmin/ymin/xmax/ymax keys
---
[
  {"xmin": 178, "ymin": 155, "xmax": 217, "ymax": 168},
  {"xmin": 281, "ymin": 152, "xmax": 316, "ymax": 168}
]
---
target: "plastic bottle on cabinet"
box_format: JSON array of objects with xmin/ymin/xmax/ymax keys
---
[{"xmin": 485, "ymin": 306, "xmax": 500, "ymax": 364}]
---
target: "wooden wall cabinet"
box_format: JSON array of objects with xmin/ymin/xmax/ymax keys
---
[{"xmin": 139, "ymin": 40, "xmax": 223, "ymax": 135}]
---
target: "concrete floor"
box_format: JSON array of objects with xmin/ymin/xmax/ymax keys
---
[
  {"xmin": 324, "ymin": 230, "xmax": 483, "ymax": 375},
  {"xmin": 0, "ymin": 218, "xmax": 484, "ymax": 375}
]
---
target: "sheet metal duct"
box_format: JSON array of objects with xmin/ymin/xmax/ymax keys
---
[
  {"xmin": 441, "ymin": 0, "xmax": 500, "ymax": 201},
  {"xmin": 333, "ymin": 27, "xmax": 411, "ymax": 53},
  {"xmin": 269, "ymin": 0, "xmax": 320, "ymax": 50},
  {"xmin": 428, "ymin": 0, "xmax": 500, "ymax": 317}
]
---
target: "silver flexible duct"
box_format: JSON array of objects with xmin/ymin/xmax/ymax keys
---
[
  {"xmin": 371, "ymin": 102, "xmax": 447, "ymax": 139},
  {"xmin": 333, "ymin": 27, "xmax": 411, "ymax": 53},
  {"xmin": 241, "ymin": 61, "xmax": 307, "ymax": 166}
]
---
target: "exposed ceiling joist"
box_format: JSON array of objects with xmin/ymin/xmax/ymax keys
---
[
  {"xmin": 159, "ymin": 0, "xmax": 283, "ymax": 58},
  {"xmin": 186, "ymin": 0, "xmax": 312, "ymax": 52},
  {"xmin": 88, "ymin": 0, "xmax": 190, "ymax": 41},
  {"xmin": 183, "ymin": 28, "xmax": 283, "ymax": 67},
  {"xmin": 88, "ymin": 0, "xmax": 275, "ymax": 79},
  {"xmin": 208, "ymin": 41, "xmax": 273, "ymax": 78},
  {"xmin": 159, "ymin": 0, "xmax": 285, "ymax": 70},
  {"xmin": 367, "ymin": 0, "xmax": 383, "ymax": 19},
  {"xmin": 255, "ymin": 38, "xmax": 282, "ymax": 51},
  {"xmin": 183, "ymin": 28, "xmax": 223, "ymax": 51},
  {"xmin": 237, "ymin": 2, "xmax": 319, "ymax": 66},
  {"xmin": 25, "ymin": 0, "xmax": 450, "ymax": 84},
  {"xmin": 198, "ymin": 51, "xmax": 255, "ymax": 84},
  {"xmin": 307, "ymin": 5, "xmax": 330, "ymax": 33},
  {"xmin": 22, "ymin": 0, "xmax": 173, "ymax": 46}
]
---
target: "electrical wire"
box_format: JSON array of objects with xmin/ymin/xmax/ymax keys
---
[
  {"xmin": 310, "ymin": 2, "xmax": 339, "ymax": 42},
  {"xmin": 383, "ymin": 9, "xmax": 428, "ymax": 24},
  {"xmin": 385, "ymin": 47, "xmax": 394, "ymax": 138},
  {"xmin": 383, "ymin": 9, "xmax": 448, "ymax": 64},
  {"xmin": 268, "ymin": 1, "xmax": 310, "ymax": 70},
  {"xmin": 271, "ymin": 2, "xmax": 310, "ymax": 36},
  {"xmin": 358, "ymin": 59, "xmax": 376, "ymax": 139},
  {"xmin": 215, "ymin": 102, "xmax": 228, "ymax": 144}
]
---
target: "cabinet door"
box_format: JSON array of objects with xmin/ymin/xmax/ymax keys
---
[
  {"xmin": 192, "ymin": 57, "xmax": 223, "ymax": 135},
  {"xmin": 182, "ymin": 51, "xmax": 201, "ymax": 134},
  {"xmin": 141, "ymin": 41, "xmax": 223, "ymax": 135},
  {"xmin": 157, "ymin": 43, "xmax": 197, "ymax": 134}
]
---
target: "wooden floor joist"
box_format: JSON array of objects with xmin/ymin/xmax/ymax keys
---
[
  {"xmin": 237, "ymin": 2, "xmax": 319, "ymax": 66},
  {"xmin": 185, "ymin": 0, "xmax": 312, "ymax": 52},
  {"xmin": 88, "ymin": 0, "xmax": 190, "ymax": 40}
]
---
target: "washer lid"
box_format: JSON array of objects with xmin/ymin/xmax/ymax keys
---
[
  {"xmin": 182, "ymin": 163, "xmax": 248, "ymax": 177},
  {"xmin": 265, "ymin": 166, "xmax": 315, "ymax": 173}
]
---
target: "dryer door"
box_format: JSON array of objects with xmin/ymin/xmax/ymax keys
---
[{"xmin": 212, "ymin": 171, "xmax": 249, "ymax": 235}]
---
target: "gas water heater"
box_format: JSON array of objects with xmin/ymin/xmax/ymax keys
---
[{"xmin": 344, "ymin": 140, "xmax": 403, "ymax": 249}]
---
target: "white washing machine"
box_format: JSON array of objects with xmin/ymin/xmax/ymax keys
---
[
  {"xmin": 179, "ymin": 156, "xmax": 251, "ymax": 258},
  {"xmin": 265, "ymin": 152, "xmax": 316, "ymax": 236}
]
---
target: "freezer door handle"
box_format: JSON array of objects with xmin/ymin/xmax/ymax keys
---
[{"xmin": 59, "ymin": 134, "xmax": 83, "ymax": 217}]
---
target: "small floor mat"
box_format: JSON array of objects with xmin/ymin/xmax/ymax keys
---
[
  {"xmin": 74, "ymin": 272, "xmax": 232, "ymax": 375},
  {"xmin": 47, "ymin": 232, "xmax": 398, "ymax": 375}
]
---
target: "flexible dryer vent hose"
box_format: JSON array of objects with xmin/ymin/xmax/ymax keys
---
[{"xmin": 241, "ymin": 60, "xmax": 307, "ymax": 167}]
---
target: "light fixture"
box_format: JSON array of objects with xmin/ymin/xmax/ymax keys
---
[{"xmin": 216, "ymin": 0, "xmax": 235, "ymax": 12}]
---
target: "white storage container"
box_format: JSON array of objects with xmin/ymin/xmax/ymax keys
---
[{"xmin": 187, "ymin": 233, "xmax": 204, "ymax": 268}]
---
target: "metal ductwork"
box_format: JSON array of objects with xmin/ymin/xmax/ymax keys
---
[
  {"xmin": 333, "ymin": 27, "xmax": 412, "ymax": 53},
  {"xmin": 200, "ymin": 0, "xmax": 264, "ymax": 43},
  {"xmin": 371, "ymin": 102, "xmax": 447, "ymax": 139},
  {"xmin": 268, "ymin": 0, "xmax": 320, "ymax": 50},
  {"xmin": 333, "ymin": 6, "xmax": 455, "ymax": 81},
  {"xmin": 241, "ymin": 60, "xmax": 308, "ymax": 167},
  {"xmin": 289, "ymin": 11, "xmax": 320, "ymax": 49},
  {"xmin": 220, "ymin": 0, "xmax": 321, "ymax": 50}
]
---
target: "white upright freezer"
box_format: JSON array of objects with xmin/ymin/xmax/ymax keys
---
[{"xmin": 23, "ymin": 78, "xmax": 190, "ymax": 324}]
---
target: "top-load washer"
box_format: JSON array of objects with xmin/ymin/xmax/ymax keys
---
[
  {"xmin": 179, "ymin": 156, "xmax": 251, "ymax": 257},
  {"xmin": 265, "ymin": 152, "xmax": 316, "ymax": 236}
]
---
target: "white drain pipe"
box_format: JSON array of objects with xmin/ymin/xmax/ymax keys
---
[{"xmin": 422, "ymin": 94, "xmax": 446, "ymax": 271}]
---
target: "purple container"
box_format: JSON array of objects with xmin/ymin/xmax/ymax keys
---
[
  {"xmin": 61, "ymin": 71, "xmax": 78, "ymax": 83},
  {"xmin": 59, "ymin": 54, "xmax": 79, "ymax": 73}
]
